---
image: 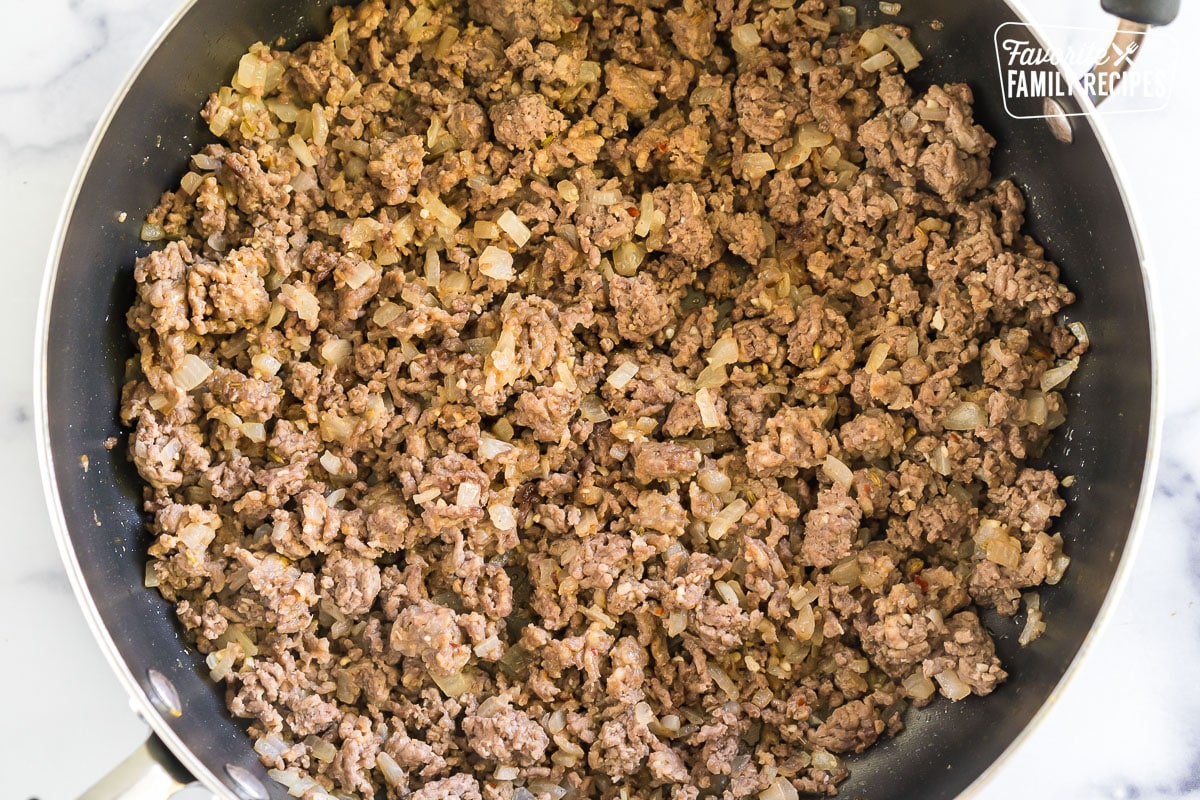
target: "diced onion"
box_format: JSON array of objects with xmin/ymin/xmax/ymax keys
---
[
  {"xmin": 742, "ymin": 152, "xmax": 776, "ymax": 181},
  {"xmin": 494, "ymin": 765, "xmax": 520, "ymax": 782},
  {"xmin": 431, "ymin": 671, "xmax": 470, "ymax": 697},
  {"xmin": 697, "ymin": 466, "xmax": 731, "ymax": 494},
  {"xmin": 709, "ymin": 498, "xmax": 748, "ymax": 540},
  {"xmin": 695, "ymin": 362, "xmax": 728, "ymax": 390},
  {"xmin": 172, "ymin": 354, "xmax": 213, "ymax": 391},
  {"xmin": 376, "ymin": 752, "xmax": 405, "ymax": 786},
  {"xmin": 319, "ymin": 412, "xmax": 355, "ymax": 444},
  {"xmin": 928, "ymin": 444, "xmax": 951, "ymax": 476},
  {"xmin": 707, "ymin": 336, "xmax": 739, "ymax": 368},
  {"xmin": 527, "ymin": 780, "xmax": 567, "ymax": 800},
  {"xmin": 208, "ymin": 105, "xmax": 235, "ymax": 137},
  {"xmin": 822, "ymin": 454, "xmax": 854, "ymax": 490},
  {"xmin": 320, "ymin": 451, "xmax": 342, "ymax": 476},
  {"xmin": 811, "ymin": 750, "xmax": 841, "ymax": 771},
  {"xmin": 311, "ymin": 104, "xmax": 329, "ymax": 148},
  {"xmin": 241, "ymin": 421, "xmax": 267, "ymax": 443},
  {"xmin": 478, "ymin": 246, "xmax": 515, "ymax": 281},
  {"xmin": 1040, "ymin": 358, "xmax": 1079, "ymax": 392},
  {"xmin": 286, "ymin": 776, "xmax": 317, "ymax": 798},
  {"xmin": 140, "ymin": 223, "xmax": 164, "ymax": 242},
  {"xmin": 456, "ymin": 482, "xmax": 481, "ymax": 507},
  {"xmin": 975, "ymin": 519, "xmax": 1022, "ymax": 569},
  {"xmin": 731, "ymin": 23, "xmax": 761, "ymax": 54},
  {"xmin": 1019, "ymin": 592, "xmax": 1046, "ymax": 646},
  {"xmin": 874, "ymin": 26, "xmax": 923, "ymax": 71},
  {"xmin": 1068, "ymin": 321, "xmax": 1089, "ymax": 348},
  {"xmin": 919, "ymin": 101, "xmax": 949, "ymax": 121},
  {"xmin": 880, "ymin": 2, "xmax": 902, "ymax": 15},
  {"xmin": 715, "ymin": 581, "xmax": 740, "ymax": 606},
  {"xmin": 417, "ymin": 190, "xmax": 463, "ymax": 231},
  {"xmin": 934, "ymin": 669, "xmax": 972, "ymax": 701},
  {"xmin": 179, "ymin": 171, "xmax": 204, "ymax": 195},
  {"xmin": 613, "ymin": 241, "xmax": 646, "ymax": 277},
  {"xmin": 474, "ymin": 220, "xmax": 500, "ymax": 240},
  {"xmin": 496, "ymin": 209, "xmax": 532, "ymax": 247},
  {"xmin": 607, "ymin": 361, "xmax": 639, "ymax": 389},
  {"xmin": 759, "ymin": 778, "xmax": 800, "ymax": 800},
  {"xmin": 1023, "ymin": 391, "xmax": 1048, "ymax": 426},
  {"xmin": 305, "ymin": 736, "xmax": 337, "ymax": 763},
  {"xmin": 943, "ymin": 401, "xmax": 985, "ymax": 431},
  {"xmin": 336, "ymin": 671, "xmax": 359, "ymax": 704},
  {"xmin": 440, "ymin": 270, "xmax": 470, "ymax": 296},
  {"xmin": 586, "ymin": 188, "xmax": 623, "ymax": 205},
  {"xmin": 373, "ymin": 301, "xmax": 403, "ymax": 327},
  {"xmin": 257, "ymin": 738, "xmax": 290, "ymax": 765},
  {"xmin": 320, "ymin": 337, "xmax": 352, "ymax": 365},
  {"xmin": 341, "ymin": 259, "xmax": 376, "ymax": 289},
  {"xmin": 288, "ymin": 134, "xmax": 317, "ymax": 168},
  {"xmin": 830, "ymin": 556, "xmax": 861, "ymax": 587},
  {"xmin": 859, "ymin": 31, "xmax": 888, "ymax": 58},
  {"xmin": 192, "ymin": 153, "xmax": 222, "ymax": 171},
  {"xmin": 796, "ymin": 122, "xmax": 833, "ymax": 148},
  {"xmin": 423, "ymin": 248, "xmax": 442, "ymax": 288},
  {"xmin": 865, "ymin": 341, "xmax": 890, "ymax": 373},
  {"xmin": 706, "ymin": 662, "xmax": 738, "ymax": 697},
  {"xmin": 986, "ymin": 535, "xmax": 1022, "ymax": 569},
  {"xmin": 696, "ymin": 388, "xmax": 720, "ymax": 428},
  {"xmin": 281, "ymin": 283, "xmax": 320, "ymax": 322},
  {"xmin": 488, "ymin": 503, "xmax": 516, "ymax": 531},
  {"xmin": 478, "ymin": 435, "xmax": 513, "ymax": 460},
  {"xmin": 580, "ymin": 394, "xmax": 610, "ymax": 423},
  {"xmin": 236, "ymin": 52, "xmax": 269, "ymax": 94},
  {"xmin": 1046, "ymin": 552, "xmax": 1071, "ymax": 585},
  {"xmin": 404, "ymin": 3, "xmax": 433, "ymax": 36},
  {"xmin": 557, "ymin": 180, "xmax": 580, "ymax": 203},
  {"xmin": 901, "ymin": 671, "xmax": 936, "ymax": 701},
  {"xmin": 779, "ymin": 141, "xmax": 814, "ymax": 177},
  {"xmin": 863, "ymin": 48, "xmax": 897, "ymax": 72}
]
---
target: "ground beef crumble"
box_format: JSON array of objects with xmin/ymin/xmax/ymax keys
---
[{"xmin": 124, "ymin": 2, "xmax": 1083, "ymax": 798}]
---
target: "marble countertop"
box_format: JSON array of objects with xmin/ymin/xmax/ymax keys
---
[{"xmin": 4, "ymin": 1, "xmax": 1198, "ymax": 798}]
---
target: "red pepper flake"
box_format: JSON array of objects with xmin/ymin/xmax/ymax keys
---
[
  {"xmin": 913, "ymin": 574, "xmax": 929, "ymax": 591},
  {"xmin": 656, "ymin": 140, "xmax": 669, "ymax": 152},
  {"xmin": 795, "ymin": 696, "xmax": 807, "ymax": 706},
  {"xmin": 626, "ymin": 206, "xmax": 639, "ymax": 218}
]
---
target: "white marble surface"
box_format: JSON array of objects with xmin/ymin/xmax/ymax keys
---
[{"xmin": 3, "ymin": 1, "xmax": 1198, "ymax": 798}]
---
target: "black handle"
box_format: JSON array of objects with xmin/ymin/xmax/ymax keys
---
[{"xmin": 1101, "ymin": 0, "xmax": 1180, "ymax": 26}]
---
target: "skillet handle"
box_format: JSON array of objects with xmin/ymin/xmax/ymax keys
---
[
  {"xmin": 79, "ymin": 736, "xmax": 193, "ymax": 800},
  {"xmin": 1101, "ymin": 0, "xmax": 1179, "ymax": 26}
]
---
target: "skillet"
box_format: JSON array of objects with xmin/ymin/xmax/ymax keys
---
[{"xmin": 36, "ymin": 0, "xmax": 1170, "ymax": 796}]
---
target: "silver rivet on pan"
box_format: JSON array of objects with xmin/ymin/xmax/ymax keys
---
[
  {"xmin": 225, "ymin": 764, "xmax": 270, "ymax": 800},
  {"xmin": 146, "ymin": 668, "xmax": 183, "ymax": 717},
  {"xmin": 1041, "ymin": 97, "xmax": 1074, "ymax": 144}
]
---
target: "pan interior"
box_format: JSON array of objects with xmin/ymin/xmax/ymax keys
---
[{"xmin": 42, "ymin": 1, "xmax": 1152, "ymax": 798}]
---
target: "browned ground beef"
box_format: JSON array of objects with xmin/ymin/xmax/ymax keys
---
[{"xmin": 123, "ymin": 1, "xmax": 1083, "ymax": 797}]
